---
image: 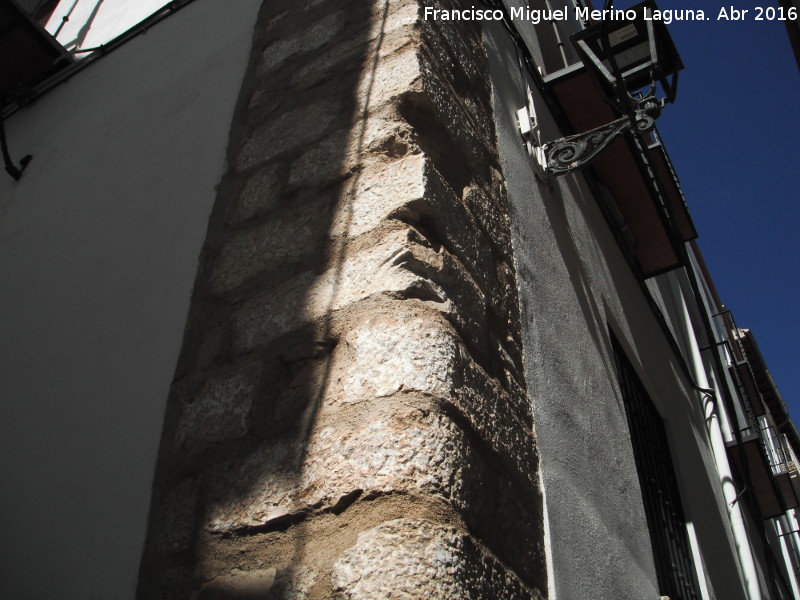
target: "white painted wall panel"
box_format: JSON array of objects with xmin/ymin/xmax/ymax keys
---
[
  {"xmin": 0, "ymin": 1, "xmax": 261, "ymax": 598},
  {"xmin": 46, "ymin": 0, "xmax": 174, "ymax": 51}
]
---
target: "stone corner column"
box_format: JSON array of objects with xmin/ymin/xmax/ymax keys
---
[{"xmin": 137, "ymin": 1, "xmax": 547, "ymax": 598}]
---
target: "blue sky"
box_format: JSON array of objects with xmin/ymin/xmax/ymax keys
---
[{"xmin": 653, "ymin": 4, "xmax": 800, "ymax": 422}]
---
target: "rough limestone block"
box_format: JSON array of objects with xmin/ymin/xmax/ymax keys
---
[
  {"xmin": 419, "ymin": 20, "xmax": 494, "ymax": 142},
  {"xmin": 257, "ymin": 11, "xmax": 347, "ymax": 76},
  {"xmin": 290, "ymin": 36, "xmax": 370, "ymax": 91},
  {"xmin": 229, "ymin": 164, "xmax": 281, "ymax": 225},
  {"xmin": 331, "ymin": 153, "xmax": 426, "ymax": 238},
  {"xmin": 370, "ymin": 0, "xmax": 419, "ymax": 42},
  {"xmin": 156, "ymin": 478, "xmax": 198, "ymax": 555},
  {"xmin": 355, "ymin": 44, "xmax": 422, "ymax": 114},
  {"xmin": 286, "ymin": 127, "xmax": 362, "ymax": 191},
  {"xmin": 237, "ymin": 99, "xmax": 341, "ymax": 171},
  {"xmin": 206, "ymin": 410, "xmax": 469, "ymax": 532},
  {"xmin": 419, "ymin": 55, "xmax": 495, "ymax": 179},
  {"xmin": 336, "ymin": 314, "xmax": 457, "ymax": 401},
  {"xmin": 492, "ymin": 258, "xmax": 525, "ymax": 356},
  {"xmin": 216, "ymin": 151, "xmax": 429, "ymax": 294},
  {"xmin": 462, "ymin": 175, "xmax": 513, "ymax": 260},
  {"xmin": 420, "ymin": 16, "xmax": 486, "ymax": 93},
  {"xmin": 287, "ymin": 115, "xmax": 416, "ymax": 191},
  {"xmin": 193, "ymin": 566, "xmax": 318, "ymax": 600},
  {"xmin": 326, "ymin": 153, "xmax": 497, "ymax": 303},
  {"xmin": 332, "ymin": 519, "xmax": 541, "ymax": 600},
  {"xmin": 231, "ymin": 227, "xmax": 453, "ymax": 351},
  {"xmin": 420, "ymin": 161, "xmax": 496, "ymax": 296},
  {"xmin": 275, "ymin": 0, "xmax": 418, "ymax": 90},
  {"xmin": 328, "ymin": 312, "xmax": 535, "ymax": 488},
  {"xmin": 227, "ymin": 159, "xmax": 499, "ymax": 308},
  {"xmin": 175, "ymin": 369, "xmax": 259, "ymax": 452},
  {"xmin": 355, "ymin": 105, "xmax": 416, "ymax": 160},
  {"xmin": 209, "ymin": 199, "xmax": 331, "ymax": 294},
  {"xmin": 193, "ymin": 568, "xmax": 276, "ymax": 599}
]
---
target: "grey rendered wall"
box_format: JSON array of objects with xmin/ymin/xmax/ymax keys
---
[
  {"xmin": 0, "ymin": 1, "xmax": 261, "ymax": 598},
  {"xmin": 484, "ymin": 17, "xmax": 748, "ymax": 600}
]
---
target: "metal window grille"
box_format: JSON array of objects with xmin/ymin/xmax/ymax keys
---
[{"xmin": 612, "ymin": 336, "xmax": 701, "ymax": 600}]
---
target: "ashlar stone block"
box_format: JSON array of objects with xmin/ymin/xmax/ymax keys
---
[
  {"xmin": 354, "ymin": 44, "xmax": 422, "ymax": 115},
  {"xmin": 237, "ymin": 99, "xmax": 341, "ymax": 171},
  {"xmin": 231, "ymin": 227, "xmax": 451, "ymax": 351},
  {"xmin": 332, "ymin": 519, "xmax": 542, "ymax": 600},
  {"xmin": 209, "ymin": 199, "xmax": 331, "ymax": 295},
  {"xmin": 206, "ymin": 410, "xmax": 469, "ymax": 532},
  {"xmin": 228, "ymin": 164, "xmax": 281, "ymax": 225},
  {"xmin": 257, "ymin": 11, "xmax": 347, "ymax": 76},
  {"xmin": 327, "ymin": 312, "xmax": 536, "ymax": 489},
  {"xmin": 175, "ymin": 368, "xmax": 259, "ymax": 452}
]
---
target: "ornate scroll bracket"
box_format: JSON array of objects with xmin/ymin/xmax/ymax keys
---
[{"xmin": 538, "ymin": 109, "xmax": 656, "ymax": 177}]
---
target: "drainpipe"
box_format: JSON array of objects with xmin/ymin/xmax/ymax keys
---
[
  {"xmin": 542, "ymin": 0, "xmax": 570, "ymax": 69},
  {"xmin": 776, "ymin": 516, "xmax": 800, "ymax": 598},
  {"xmin": 668, "ymin": 274, "xmax": 763, "ymax": 600}
]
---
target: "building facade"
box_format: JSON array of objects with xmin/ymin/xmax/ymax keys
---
[{"xmin": 1, "ymin": 1, "xmax": 799, "ymax": 598}]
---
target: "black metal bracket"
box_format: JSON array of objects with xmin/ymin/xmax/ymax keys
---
[
  {"xmin": 1, "ymin": 109, "xmax": 32, "ymax": 181},
  {"xmin": 4, "ymin": 153, "xmax": 33, "ymax": 180},
  {"xmin": 540, "ymin": 107, "xmax": 656, "ymax": 176}
]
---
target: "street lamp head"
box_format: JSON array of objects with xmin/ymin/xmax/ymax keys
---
[
  {"xmin": 571, "ymin": 0, "xmax": 683, "ymax": 109},
  {"xmin": 518, "ymin": 1, "xmax": 685, "ymax": 176}
]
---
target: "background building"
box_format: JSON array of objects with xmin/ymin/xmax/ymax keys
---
[
  {"xmin": 780, "ymin": 0, "xmax": 800, "ymax": 67},
  {"xmin": 1, "ymin": 1, "xmax": 798, "ymax": 598}
]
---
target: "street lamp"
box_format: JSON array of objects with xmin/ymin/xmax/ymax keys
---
[{"xmin": 537, "ymin": 0, "xmax": 683, "ymax": 176}]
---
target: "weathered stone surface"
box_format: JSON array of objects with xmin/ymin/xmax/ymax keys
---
[
  {"xmin": 200, "ymin": 566, "xmax": 315, "ymax": 600},
  {"xmin": 354, "ymin": 105, "xmax": 416, "ymax": 160},
  {"xmin": 332, "ymin": 153, "xmax": 425, "ymax": 238},
  {"xmin": 462, "ymin": 174, "xmax": 513, "ymax": 259},
  {"xmin": 336, "ymin": 314, "xmax": 456, "ymax": 401},
  {"xmin": 286, "ymin": 128, "xmax": 361, "ymax": 191},
  {"xmin": 332, "ymin": 519, "xmax": 541, "ymax": 600},
  {"xmin": 418, "ymin": 53, "xmax": 495, "ymax": 181},
  {"xmin": 216, "ymin": 151, "xmax": 430, "ymax": 295},
  {"xmin": 237, "ymin": 100, "xmax": 341, "ymax": 170},
  {"xmin": 231, "ymin": 227, "xmax": 450, "ymax": 350},
  {"xmin": 194, "ymin": 568, "xmax": 276, "ymax": 599},
  {"xmin": 224, "ymin": 149, "xmax": 499, "ymax": 301},
  {"xmin": 156, "ymin": 479, "xmax": 198, "ymax": 555},
  {"xmin": 420, "ymin": 15, "xmax": 485, "ymax": 88},
  {"xmin": 209, "ymin": 199, "xmax": 331, "ymax": 294},
  {"xmin": 355, "ymin": 44, "xmax": 422, "ymax": 114},
  {"xmin": 257, "ymin": 11, "xmax": 347, "ymax": 76},
  {"xmin": 286, "ymin": 106, "xmax": 419, "ymax": 190},
  {"xmin": 206, "ymin": 410, "xmax": 469, "ymax": 532},
  {"xmin": 492, "ymin": 258, "xmax": 525, "ymax": 370},
  {"xmin": 420, "ymin": 161, "xmax": 496, "ymax": 294},
  {"xmin": 371, "ymin": 0, "xmax": 420, "ymax": 41},
  {"xmin": 229, "ymin": 164, "xmax": 281, "ymax": 225},
  {"xmin": 175, "ymin": 369, "xmax": 258, "ymax": 452},
  {"xmin": 327, "ymin": 312, "xmax": 535, "ymax": 487},
  {"xmin": 227, "ymin": 150, "xmax": 500, "ymax": 304},
  {"xmin": 290, "ymin": 36, "xmax": 370, "ymax": 91}
]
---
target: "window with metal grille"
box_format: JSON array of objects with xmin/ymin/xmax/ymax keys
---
[{"xmin": 612, "ymin": 335, "xmax": 702, "ymax": 600}]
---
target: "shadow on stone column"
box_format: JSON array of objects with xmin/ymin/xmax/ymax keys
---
[
  {"xmin": 136, "ymin": 0, "xmax": 387, "ymax": 596},
  {"xmin": 137, "ymin": 0, "xmax": 547, "ymax": 598}
]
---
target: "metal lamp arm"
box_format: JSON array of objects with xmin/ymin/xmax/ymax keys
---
[{"xmin": 540, "ymin": 107, "xmax": 656, "ymax": 176}]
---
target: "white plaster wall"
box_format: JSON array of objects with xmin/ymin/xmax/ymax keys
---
[
  {"xmin": 46, "ymin": 0, "xmax": 174, "ymax": 51},
  {"xmin": 484, "ymin": 16, "xmax": 749, "ymax": 600},
  {"xmin": 0, "ymin": 0, "xmax": 261, "ymax": 598}
]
